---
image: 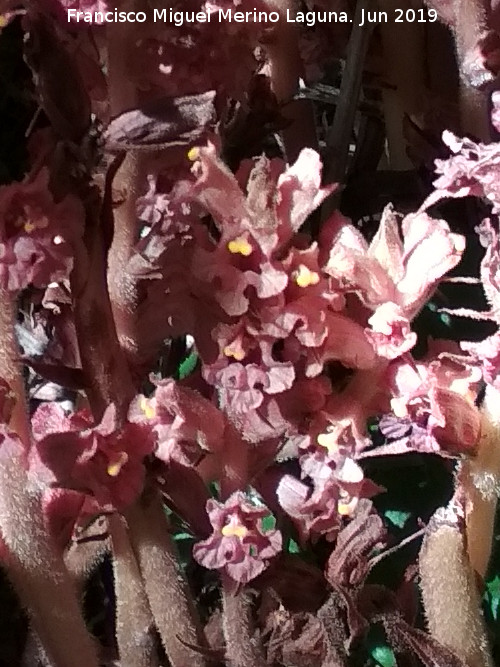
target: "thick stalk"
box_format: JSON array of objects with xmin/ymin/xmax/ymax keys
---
[
  {"xmin": 70, "ymin": 220, "xmax": 136, "ymax": 419},
  {"xmin": 463, "ymin": 384, "xmax": 500, "ymax": 578},
  {"xmin": 264, "ymin": 0, "xmax": 318, "ymax": 162},
  {"xmin": 126, "ymin": 490, "xmax": 208, "ymax": 667},
  {"xmin": 455, "ymin": 0, "xmax": 490, "ymax": 140},
  {"xmin": 221, "ymin": 581, "xmax": 266, "ymax": 667},
  {"xmin": 378, "ymin": 0, "xmax": 426, "ymax": 169},
  {"xmin": 0, "ymin": 290, "xmax": 100, "ymax": 667},
  {"xmin": 106, "ymin": 20, "xmax": 208, "ymax": 665},
  {"xmin": 108, "ymin": 513, "xmax": 159, "ymax": 667},
  {"xmin": 419, "ymin": 502, "xmax": 493, "ymax": 667},
  {"xmin": 0, "ymin": 293, "xmax": 29, "ymax": 442},
  {"xmin": 322, "ymin": 0, "xmax": 373, "ymax": 219},
  {"xmin": 106, "ymin": 19, "xmax": 146, "ymax": 371}
]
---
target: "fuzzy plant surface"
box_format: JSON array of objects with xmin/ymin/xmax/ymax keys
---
[{"xmin": 0, "ymin": 0, "xmax": 500, "ymax": 666}]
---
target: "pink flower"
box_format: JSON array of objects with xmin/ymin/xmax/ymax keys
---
[
  {"xmin": 0, "ymin": 169, "xmax": 84, "ymax": 292},
  {"xmin": 325, "ymin": 204, "xmax": 465, "ymax": 320},
  {"xmin": 193, "ymin": 491, "xmax": 282, "ymax": 584},
  {"xmin": 33, "ymin": 403, "xmax": 155, "ymax": 511},
  {"xmin": 374, "ymin": 356, "xmax": 482, "ymax": 457},
  {"xmin": 277, "ymin": 450, "xmax": 379, "ymax": 542},
  {"xmin": 130, "ymin": 378, "xmax": 226, "ymax": 466},
  {"xmin": 42, "ymin": 488, "xmax": 103, "ymax": 552},
  {"xmin": 463, "ymin": 332, "xmax": 500, "ymax": 389},
  {"xmin": 422, "ymin": 131, "xmax": 500, "ymax": 213},
  {"xmin": 366, "ymin": 302, "xmax": 417, "ymax": 359},
  {"xmin": 188, "ymin": 144, "xmax": 334, "ymax": 261},
  {"xmin": 278, "ymin": 423, "xmax": 381, "ymax": 542}
]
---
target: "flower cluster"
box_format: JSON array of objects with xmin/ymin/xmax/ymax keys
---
[{"xmin": 0, "ymin": 3, "xmax": 498, "ymax": 664}]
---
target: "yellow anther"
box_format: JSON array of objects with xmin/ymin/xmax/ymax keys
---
[
  {"xmin": 187, "ymin": 146, "xmax": 200, "ymax": 161},
  {"xmin": 0, "ymin": 15, "xmax": 8, "ymax": 28},
  {"xmin": 338, "ymin": 499, "xmax": 356, "ymax": 516},
  {"xmin": 221, "ymin": 523, "xmax": 248, "ymax": 538},
  {"xmin": 337, "ymin": 490, "xmax": 358, "ymax": 516},
  {"xmin": 140, "ymin": 397, "xmax": 156, "ymax": 419},
  {"xmin": 317, "ymin": 431, "xmax": 337, "ymax": 454},
  {"xmin": 24, "ymin": 221, "xmax": 36, "ymax": 234},
  {"xmin": 227, "ymin": 237, "xmax": 253, "ymax": 256},
  {"xmin": 293, "ymin": 264, "xmax": 320, "ymax": 288},
  {"xmin": 107, "ymin": 451, "xmax": 129, "ymax": 477},
  {"xmin": 223, "ymin": 345, "xmax": 245, "ymax": 361}
]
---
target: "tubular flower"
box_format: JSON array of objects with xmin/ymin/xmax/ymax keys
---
[
  {"xmin": 0, "ymin": 169, "xmax": 84, "ymax": 292},
  {"xmin": 192, "ymin": 491, "xmax": 282, "ymax": 584},
  {"xmin": 32, "ymin": 403, "xmax": 155, "ymax": 511}
]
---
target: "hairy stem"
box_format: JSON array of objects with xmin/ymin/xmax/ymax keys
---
[
  {"xmin": 108, "ymin": 513, "xmax": 159, "ymax": 667},
  {"xmin": 0, "ymin": 453, "xmax": 100, "ymax": 667},
  {"xmin": 126, "ymin": 490, "xmax": 208, "ymax": 667},
  {"xmin": 0, "ymin": 290, "xmax": 99, "ymax": 667},
  {"xmin": 419, "ymin": 501, "xmax": 493, "ymax": 667},
  {"xmin": 463, "ymin": 384, "xmax": 500, "ymax": 578},
  {"xmin": 106, "ymin": 20, "xmax": 146, "ymax": 372},
  {"xmin": 70, "ymin": 208, "xmax": 136, "ymax": 420},
  {"xmin": 222, "ymin": 580, "xmax": 266, "ymax": 667},
  {"xmin": 0, "ymin": 293, "xmax": 29, "ymax": 441}
]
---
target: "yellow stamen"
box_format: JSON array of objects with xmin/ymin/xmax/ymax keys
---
[
  {"xmin": 140, "ymin": 397, "xmax": 156, "ymax": 419},
  {"xmin": 317, "ymin": 431, "xmax": 337, "ymax": 454},
  {"xmin": 223, "ymin": 345, "xmax": 245, "ymax": 361},
  {"xmin": 338, "ymin": 493, "xmax": 357, "ymax": 516},
  {"xmin": 227, "ymin": 237, "xmax": 253, "ymax": 256},
  {"xmin": 0, "ymin": 15, "xmax": 8, "ymax": 28},
  {"xmin": 293, "ymin": 264, "xmax": 320, "ymax": 288},
  {"xmin": 187, "ymin": 147, "xmax": 200, "ymax": 161},
  {"xmin": 107, "ymin": 451, "xmax": 129, "ymax": 477},
  {"xmin": 221, "ymin": 523, "xmax": 248, "ymax": 538}
]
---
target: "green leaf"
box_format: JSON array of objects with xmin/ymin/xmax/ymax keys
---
[
  {"xmin": 486, "ymin": 575, "xmax": 500, "ymax": 620},
  {"xmin": 261, "ymin": 514, "xmax": 276, "ymax": 532},
  {"xmin": 178, "ymin": 351, "xmax": 198, "ymax": 379},
  {"xmin": 287, "ymin": 538, "xmax": 301, "ymax": 554},
  {"xmin": 439, "ymin": 313, "xmax": 452, "ymax": 327},
  {"xmin": 384, "ymin": 510, "xmax": 411, "ymax": 530},
  {"xmin": 371, "ymin": 645, "xmax": 397, "ymax": 667},
  {"xmin": 173, "ymin": 532, "xmax": 193, "ymax": 542}
]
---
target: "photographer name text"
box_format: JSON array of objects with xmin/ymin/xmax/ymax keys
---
[{"xmin": 67, "ymin": 7, "xmax": 439, "ymax": 28}]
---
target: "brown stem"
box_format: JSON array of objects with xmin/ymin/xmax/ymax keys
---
[
  {"xmin": 463, "ymin": 384, "xmax": 500, "ymax": 578},
  {"xmin": 108, "ymin": 513, "xmax": 159, "ymax": 667},
  {"xmin": 419, "ymin": 501, "xmax": 493, "ymax": 667},
  {"xmin": 378, "ymin": 0, "xmax": 426, "ymax": 169},
  {"xmin": 0, "ymin": 290, "xmax": 99, "ymax": 667},
  {"xmin": 126, "ymin": 490, "xmax": 208, "ymax": 667},
  {"xmin": 221, "ymin": 580, "xmax": 266, "ymax": 667},
  {"xmin": 0, "ymin": 450, "xmax": 100, "ymax": 667},
  {"xmin": 322, "ymin": 0, "xmax": 374, "ymax": 220},
  {"xmin": 455, "ymin": 0, "xmax": 491, "ymax": 140},
  {"xmin": 263, "ymin": 1, "xmax": 318, "ymax": 162},
  {"xmin": 70, "ymin": 217, "xmax": 136, "ymax": 420},
  {"xmin": 106, "ymin": 21, "xmax": 146, "ymax": 372},
  {"xmin": 0, "ymin": 292, "xmax": 29, "ymax": 441}
]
